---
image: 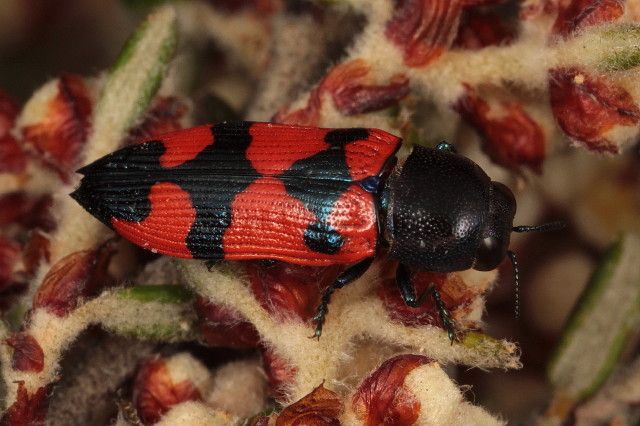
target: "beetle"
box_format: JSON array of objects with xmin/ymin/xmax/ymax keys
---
[{"xmin": 71, "ymin": 121, "xmax": 555, "ymax": 340}]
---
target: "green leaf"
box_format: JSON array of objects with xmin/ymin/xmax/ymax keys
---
[
  {"xmin": 599, "ymin": 24, "xmax": 640, "ymax": 71},
  {"xmin": 83, "ymin": 5, "xmax": 178, "ymax": 163},
  {"xmin": 117, "ymin": 285, "xmax": 193, "ymax": 304},
  {"xmin": 548, "ymin": 234, "xmax": 640, "ymax": 400}
]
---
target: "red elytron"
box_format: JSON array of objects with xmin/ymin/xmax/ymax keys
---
[{"xmin": 71, "ymin": 122, "xmax": 401, "ymax": 265}]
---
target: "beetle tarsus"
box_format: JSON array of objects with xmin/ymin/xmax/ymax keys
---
[
  {"xmin": 429, "ymin": 284, "xmax": 458, "ymax": 344},
  {"xmin": 310, "ymin": 257, "xmax": 374, "ymax": 339}
]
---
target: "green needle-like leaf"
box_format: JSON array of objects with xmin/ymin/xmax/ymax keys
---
[{"xmin": 548, "ymin": 234, "xmax": 640, "ymax": 400}]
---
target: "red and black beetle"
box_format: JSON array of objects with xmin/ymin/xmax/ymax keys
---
[{"xmin": 71, "ymin": 121, "xmax": 554, "ymax": 339}]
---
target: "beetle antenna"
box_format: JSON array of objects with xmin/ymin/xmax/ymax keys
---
[
  {"xmin": 512, "ymin": 221, "xmax": 565, "ymax": 233},
  {"xmin": 507, "ymin": 250, "xmax": 520, "ymax": 319}
]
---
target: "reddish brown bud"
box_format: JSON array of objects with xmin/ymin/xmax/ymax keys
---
[
  {"xmin": 0, "ymin": 89, "xmax": 18, "ymax": 135},
  {"xmin": 0, "ymin": 192, "xmax": 53, "ymax": 230},
  {"xmin": 261, "ymin": 345, "xmax": 298, "ymax": 401},
  {"xmin": 211, "ymin": 0, "xmax": 279, "ymax": 14},
  {"xmin": 274, "ymin": 60, "xmax": 410, "ymax": 125},
  {"xmin": 6, "ymin": 332, "xmax": 44, "ymax": 372},
  {"xmin": 455, "ymin": 85, "xmax": 545, "ymax": 172},
  {"xmin": 352, "ymin": 354, "xmax": 431, "ymax": 426},
  {"xmin": 125, "ymin": 96, "xmax": 188, "ymax": 145},
  {"xmin": 324, "ymin": 61, "xmax": 410, "ymax": 116},
  {"xmin": 22, "ymin": 73, "xmax": 92, "ymax": 180},
  {"xmin": 22, "ymin": 230, "xmax": 51, "ymax": 277},
  {"xmin": 133, "ymin": 358, "xmax": 203, "ymax": 425},
  {"xmin": 386, "ymin": 0, "xmax": 463, "ymax": 67},
  {"xmin": 0, "ymin": 238, "xmax": 21, "ymax": 292},
  {"xmin": 454, "ymin": 9, "xmax": 514, "ymax": 50},
  {"xmin": 246, "ymin": 261, "xmax": 339, "ymax": 322},
  {"xmin": 195, "ymin": 296, "xmax": 260, "ymax": 348},
  {"xmin": 276, "ymin": 384, "xmax": 342, "ymax": 426},
  {"xmin": 552, "ymin": 0, "xmax": 624, "ymax": 38},
  {"xmin": 1, "ymin": 382, "xmax": 50, "ymax": 426},
  {"xmin": 0, "ymin": 134, "xmax": 27, "ymax": 173},
  {"xmin": 549, "ymin": 68, "xmax": 640, "ymax": 153},
  {"xmin": 33, "ymin": 242, "xmax": 115, "ymax": 316}
]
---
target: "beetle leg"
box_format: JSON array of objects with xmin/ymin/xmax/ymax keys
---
[
  {"xmin": 395, "ymin": 264, "xmax": 458, "ymax": 343},
  {"xmin": 428, "ymin": 284, "xmax": 458, "ymax": 344},
  {"xmin": 311, "ymin": 257, "xmax": 374, "ymax": 340}
]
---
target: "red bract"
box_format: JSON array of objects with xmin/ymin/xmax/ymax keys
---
[
  {"xmin": 274, "ymin": 60, "xmax": 410, "ymax": 126},
  {"xmin": 133, "ymin": 358, "xmax": 203, "ymax": 425},
  {"xmin": 194, "ymin": 296, "xmax": 260, "ymax": 348},
  {"xmin": 22, "ymin": 73, "xmax": 92, "ymax": 180},
  {"xmin": 454, "ymin": 9, "xmax": 514, "ymax": 49},
  {"xmin": 0, "ymin": 192, "xmax": 53, "ymax": 230},
  {"xmin": 261, "ymin": 345, "xmax": 297, "ymax": 401},
  {"xmin": 549, "ymin": 68, "xmax": 640, "ymax": 153},
  {"xmin": 552, "ymin": 0, "xmax": 624, "ymax": 38},
  {"xmin": 125, "ymin": 96, "xmax": 188, "ymax": 145},
  {"xmin": 352, "ymin": 354, "xmax": 430, "ymax": 426},
  {"xmin": 33, "ymin": 242, "xmax": 115, "ymax": 316},
  {"xmin": 455, "ymin": 85, "xmax": 545, "ymax": 172},
  {"xmin": 6, "ymin": 332, "xmax": 44, "ymax": 372},
  {"xmin": 0, "ymin": 238, "xmax": 21, "ymax": 292},
  {"xmin": 246, "ymin": 261, "xmax": 340, "ymax": 322},
  {"xmin": 1, "ymin": 382, "xmax": 50, "ymax": 426},
  {"xmin": 386, "ymin": 0, "xmax": 463, "ymax": 67},
  {"xmin": 276, "ymin": 384, "xmax": 342, "ymax": 426}
]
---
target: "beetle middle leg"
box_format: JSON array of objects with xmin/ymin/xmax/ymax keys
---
[
  {"xmin": 396, "ymin": 264, "xmax": 458, "ymax": 343},
  {"xmin": 311, "ymin": 257, "xmax": 374, "ymax": 339}
]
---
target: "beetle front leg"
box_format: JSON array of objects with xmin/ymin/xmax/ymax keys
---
[
  {"xmin": 396, "ymin": 264, "xmax": 458, "ymax": 343},
  {"xmin": 311, "ymin": 257, "xmax": 374, "ymax": 339}
]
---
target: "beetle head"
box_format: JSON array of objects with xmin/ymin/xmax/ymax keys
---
[{"xmin": 385, "ymin": 145, "xmax": 516, "ymax": 272}]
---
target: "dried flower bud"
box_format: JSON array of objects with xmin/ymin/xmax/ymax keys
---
[
  {"xmin": 274, "ymin": 60, "xmax": 410, "ymax": 125},
  {"xmin": 0, "ymin": 89, "xmax": 24, "ymax": 173},
  {"xmin": 552, "ymin": 0, "xmax": 624, "ymax": 38},
  {"xmin": 455, "ymin": 85, "xmax": 545, "ymax": 172},
  {"xmin": 0, "ymin": 192, "xmax": 53, "ymax": 230},
  {"xmin": 1, "ymin": 382, "xmax": 50, "ymax": 426},
  {"xmin": 454, "ymin": 8, "xmax": 514, "ymax": 49},
  {"xmin": 246, "ymin": 261, "xmax": 339, "ymax": 321},
  {"xmin": 549, "ymin": 68, "xmax": 640, "ymax": 153},
  {"xmin": 6, "ymin": 332, "xmax": 44, "ymax": 372},
  {"xmin": 195, "ymin": 296, "xmax": 260, "ymax": 348},
  {"xmin": 33, "ymin": 242, "xmax": 115, "ymax": 316},
  {"xmin": 351, "ymin": 354, "xmax": 431, "ymax": 426},
  {"xmin": 0, "ymin": 88, "xmax": 18, "ymax": 134},
  {"xmin": 0, "ymin": 237, "xmax": 21, "ymax": 292},
  {"xmin": 133, "ymin": 357, "xmax": 203, "ymax": 425},
  {"xmin": 125, "ymin": 96, "xmax": 189, "ymax": 145},
  {"xmin": 22, "ymin": 230, "xmax": 51, "ymax": 277},
  {"xmin": 0, "ymin": 133, "xmax": 26, "ymax": 174},
  {"xmin": 386, "ymin": 0, "xmax": 463, "ymax": 67},
  {"xmin": 276, "ymin": 384, "xmax": 342, "ymax": 426},
  {"xmin": 21, "ymin": 73, "xmax": 92, "ymax": 180},
  {"xmin": 261, "ymin": 345, "xmax": 297, "ymax": 401}
]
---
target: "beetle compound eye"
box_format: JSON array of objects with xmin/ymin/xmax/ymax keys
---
[{"xmin": 475, "ymin": 236, "xmax": 504, "ymax": 271}]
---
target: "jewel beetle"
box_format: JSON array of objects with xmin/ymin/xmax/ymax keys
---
[{"xmin": 71, "ymin": 121, "xmax": 557, "ymax": 340}]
